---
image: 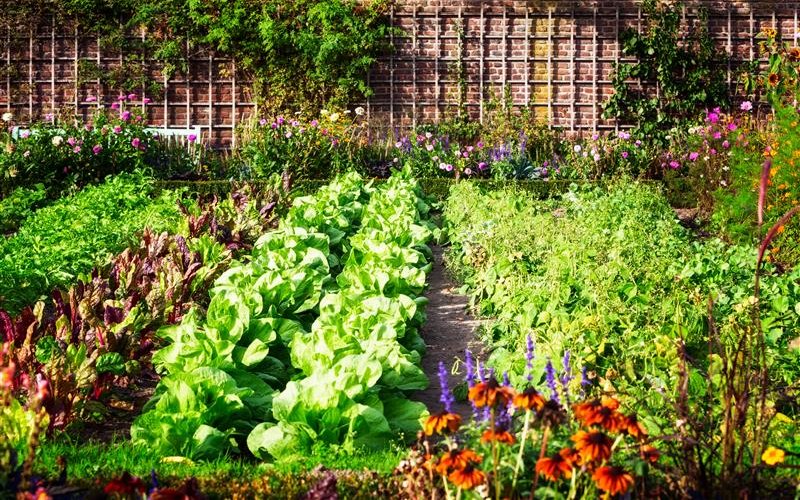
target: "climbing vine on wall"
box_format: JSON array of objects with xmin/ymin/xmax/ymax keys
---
[
  {"xmin": 0, "ymin": 0, "xmax": 395, "ymax": 112},
  {"xmin": 602, "ymin": 0, "xmax": 729, "ymax": 142}
]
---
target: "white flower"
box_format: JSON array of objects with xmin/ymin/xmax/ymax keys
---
[
  {"xmin": 1, "ymin": 112, "xmax": 13, "ymax": 122},
  {"xmin": 354, "ymin": 106, "xmax": 365, "ymax": 116},
  {"xmin": 52, "ymin": 135, "xmax": 64, "ymax": 146},
  {"xmin": 329, "ymin": 112, "xmax": 340, "ymax": 123},
  {"xmin": 573, "ymin": 144, "xmax": 582, "ymax": 153},
  {"xmin": 321, "ymin": 109, "xmax": 330, "ymax": 116}
]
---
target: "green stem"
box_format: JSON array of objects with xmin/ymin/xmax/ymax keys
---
[
  {"xmin": 491, "ymin": 408, "xmax": 500, "ymax": 500},
  {"xmin": 511, "ymin": 409, "xmax": 532, "ymax": 490}
]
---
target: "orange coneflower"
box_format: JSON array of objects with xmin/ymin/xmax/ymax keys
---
[
  {"xmin": 640, "ymin": 445, "xmax": 660, "ymax": 463},
  {"xmin": 513, "ymin": 387, "xmax": 546, "ymax": 411},
  {"xmin": 468, "ymin": 378, "xmax": 515, "ymax": 408},
  {"xmin": 535, "ymin": 452, "xmax": 573, "ymax": 482},
  {"xmin": 573, "ymin": 398, "xmax": 623, "ymax": 432},
  {"xmin": 788, "ymin": 47, "xmax": 800, "ymax": 62},
  {"xmin": 559, "ymin": 447, "xmax": 581, "ymax": 467},
  {"xmin": 538, "ymin": 398, "xmax": 567, "ymax": 427},
  {"xmin": 448, "ymin": 463, "xmax": 486, "ymax": 490},
  {"xmin": 423, "ymin": 411, "xmax": 462, "ymax": 436},
  {"xmin": 481, "ymin": 428, "xmax": 516, "ymax": 445},
  {"xmin": 592, "ymin": 466, "xmax": 634, "ymax": 495},
  {"xmin": 620, "ymin": 413, "xmax": 648, "ymax": 439},
  {"xmin": 768, "ymin": 73, "xmax": 781, "ymax": 87},
  {"xmin": 437, "ymin": 448, "xmax": 482, "ymax": 474},
  {"xmin": 572, "ymin": 430, "xmax": 614, "ymax": 465}
]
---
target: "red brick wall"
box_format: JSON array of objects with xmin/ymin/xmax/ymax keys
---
[{"xmin": 1, "ymin": 1, "xmax": 798, "ymax": 147}]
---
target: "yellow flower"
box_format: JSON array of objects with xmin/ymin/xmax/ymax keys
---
[{"xmin": 762, "ymin": 446, "xmax": 785, "ymax": 466}]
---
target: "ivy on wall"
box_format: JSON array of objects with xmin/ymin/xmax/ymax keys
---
[{"xmin": 0, "ymin": 0, "xmax": 395, "ymax": 112}]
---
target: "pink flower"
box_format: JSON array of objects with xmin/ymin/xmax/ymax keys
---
[
  {"xmin": 618, "ymin": 131, "xmax": 630, "ymax": 140},
  {"xmin": 187, "ymin": 134, "xmax": 197, "ymax": 143},
  {"xmin": 439, "ymin": 162, "xmax": 448, "ymax": 170},
  {"xmin": 45, "ymin": 113, "xmax": 54, "ymax": 122},
  {"xmin": 85, "ymin": 96, "xmax": 97, "ymax": 102},
  {"xmin": 67, "ymin": 137, "xmax": 77, "ymax": 146},
  {"xmin": 20, "ymin": 130, "xmax": 30, "ymax": 139},
  {"xmin": 84, "ymin": 124, "xmax": 93, "ymax": 131},
  {"xmin": 689, "ymin": 152, "xmax": 700, "ymax": 161},
  {"xmin": 621, "ymin": 151, "xmax": 629, "ymax": 159},
  {"xmin": 669, "ymin": 160, "xmax": 680, "ymax": 169},
  {"xmin": 117, "ymin": 94, "xmax": 127, "ymax": 101},
  {"xmin": 707, "ymin": 112, "xmax": 719, "ymax": 124},
  {"xmin": 722, "ymin": 140, "xmax": 730, "ymax": 149},
  {"xmin": 592, "ymin": 133, "xmax": 600, "ymax": 140},
  {"xmin": 259, "ymin": 118, "xmax": 267, "ymax": 126},
  {"xmin": 740, "ymin": 101, "xmax": 753, "ymax": 112},
  {"xmin": 477, "ymin": 141, "xmax": 484, "ymax": 148},
  {"xmin": 710, "ymin": 148, "xmax": 717, "ymax": 155},
  {"xmin": 464, "ymin": 168, "xmax": 473, "ymax": 175},
  {"xmin": 426, "ymin": 144, "xmax": 434, "ymax": 152},
  {"xmin": 111, "ymin": 102, "xmax": 120, "ymax": 110},
  {"xmin": 727, "ymin": 123, "xmax": 737, "ymax": 132},
  {"xmin": 121, "ymin": 110, "xmax": 131, "ymax": 121},
  {"xmin": 143, "ymin": 98, "xmax": 151, "ymax": 104},
  {"xmin": 73, "ymin": 145, "xmax": 81, "ymax": 153},
  {"xmin": 113, "ymin": 126, "xmax": 122, "ymax": 134},
  {"xmin": 92, "ymin": 144, "xmax": 103, "ymax": 155},
  {"xmin": 127, "ymin": 93, "xmax": 137, "ymax": 100},
  {"xmin": 478, "ymin": 162, "xmax": 487, "ymax": 170},
  {"xmin": 310, "ymin": 120, "xmax": 318, "ymax": 127},
  {"xmin": 285, "ymin": 131, "xmax": 292, "ymax": 139},
  {"xmin": 445, "ymin": 164, "xmax": 454, "ymax": 172},
  {"xmin": 131, "ymin": 137, "xmax": 141, "ymax": 148},
  {"xmin": 276, "ymin": 116, "xmax": 285, "ymax": 125},
  {"xmin": 713, "ymin": 131, "xmax": 722, "ymax": 140}
]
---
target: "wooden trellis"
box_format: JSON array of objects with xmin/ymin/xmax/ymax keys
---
[{"xmin": 1, "ymin": 4, "xmax": 798, "ymax": 146}]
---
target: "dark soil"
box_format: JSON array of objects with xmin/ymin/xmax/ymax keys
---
[{"xmin": 411, "ymin": 245, "xmax": 484, "ymax": 417}]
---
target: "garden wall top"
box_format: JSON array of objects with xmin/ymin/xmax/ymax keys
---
[{"xmin": 0, "ymin": 1, "xmax": 797, "ymax": 146}]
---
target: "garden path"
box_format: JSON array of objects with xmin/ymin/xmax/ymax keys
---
[{"xmin": 411, "ymin": 245, "xmax": 484, "ymax": 417}]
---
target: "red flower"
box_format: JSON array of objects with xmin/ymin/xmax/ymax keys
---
[
  {"xmin": 423, "ymin": 411, "xmax": 461, "ymax": 436},
  {"xmin": 103, "ymin": 472, "xmax": 146, "ymax": 495},
  {"xmin": 535, "ymin": 452, "xmax": 573, "ymax": 481},
  {"xmin": 571, "ymin": 430, "xmax": 613, "ymax": 465},
  {"xmin": 592, "ymin": 466, "xmax": 634, "ymax": 495}
]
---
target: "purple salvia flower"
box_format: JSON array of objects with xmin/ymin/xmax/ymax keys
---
[
  {"xmin": 502, "ymin": 371, "xmax": 510, "ymax": 387},
  {"xmin": 580, "ymin": 365, "xmax": 592, "ymax": 398},
  {"xmin": 526, "ymin": 334, "xmax": 535, "ymax": 382},
  {"xmin": 465, "ymin": 349, "xmax": 476, "ymax": 387},
  {"xmin": 545, "ymin": 358, "xmax": 559, "ymax": 403},
  {"xmin": 438, "ymin": 361, "xmax": 455, "ymax": 413},
  {"xmin": 560, "ymin": 351, "xmax": 573, "ymax": 406}
]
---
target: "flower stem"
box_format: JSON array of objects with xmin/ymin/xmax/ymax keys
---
[
  {"xmin": 530, "ymin": 425, "xmax": 550, "ymax": 499},
  {"xmin": 511, "ymin": 409, "xmax": 532, "ymax": 490}
]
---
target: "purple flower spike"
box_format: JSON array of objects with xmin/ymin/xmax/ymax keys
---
[
  {"xmin": 438, "ymin": 361, "xmax": 455, "ymax": 413},
  {"xmin": 560, "ymin": 351, "xmax": 573, "ymax": 406},
  {"xmin": 502, "ymin": 371, "xmax": 510, "ymax": 387},
  {"xmin": 580, "ymin": 366, "xmax": 592, "ymax": 398},
  {"xmin": 526, "ymin": 335, "xmax": 535, "ymax": 382},
  {"xmin": 465, "ymin": 349, "xmax": 475, "ymax": 387},
  {"xmin": 545, "ymin": 359, "xmax": 559, "ymax": 403}
]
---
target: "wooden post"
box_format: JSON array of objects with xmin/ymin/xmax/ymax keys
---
[
  {"xmin": 479, "ymin": 2, "xmax": 485, "ymax": 122},
  {"xmin": 570, "ymin": 8, "xmax": 576, "ymax": 132},
  {"xmin": 50, "ymin": 20, "xmax": 55, "ymax": 113},
  {"xmin": 231, "ymin": 60, "xmax": 237, "ymax": 148},
  {"xmin": 208, "ymin": 52, "xmax": 213, "ymax": 142},
  {"xmin": 525, "ymin": 8, "xmax": 531, "ymax": 106},
  {"xmin": 28, "ymin": 29, "xmax": 33, "ymax": 119},
  {"xmin": 547, "ymin": 8, "xmax": 553, "ymax": 127},
  {"xmin": 74, "ymin": 27, "xmax": 79, "ymax": 113},
  {"xmin": 389, "ymin": 4, "xmax": 395, "ymax": 128},
  {"xmin": 593, "ymin": 7, "xmax": 598, "ymax": 133},
  {"xmin": 412, "ymin": 3, "xmax": 418, "ymax": 128},
  {"xmin": 435, "ymin": 2, "xmax": 441, "ymax": 122}
]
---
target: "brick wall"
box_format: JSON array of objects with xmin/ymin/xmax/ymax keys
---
[{"xmin": 1, "ymin": 1, "xmax": 798, "ymax": 147}]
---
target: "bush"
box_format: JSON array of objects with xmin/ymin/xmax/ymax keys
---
[{"xmin": 0, "ymin": 184, "xmax": 47, "ymax": 234}]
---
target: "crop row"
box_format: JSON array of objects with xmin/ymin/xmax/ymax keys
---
[{"xmin": 132, "ymin": 169, "xmax": 434, "ymax": 460}]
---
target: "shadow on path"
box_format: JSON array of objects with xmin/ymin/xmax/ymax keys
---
[{"xmin": 411, "ymin": 245, "xmax": 484, "ymax": 417}]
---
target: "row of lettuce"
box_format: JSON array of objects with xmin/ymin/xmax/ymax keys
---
[
  {"xmin": 1, "ymin": 172, "xmax": 281, "ymax": 464},
  {"xmin": 131, "ymin": 169, "xmax": 434, "ymax": 460}
]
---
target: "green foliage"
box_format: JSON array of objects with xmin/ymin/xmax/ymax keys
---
[
  {"xmin": 0, "ymin": 172, "xmax": 185, "ymax": 313},
  {"xmin": 135, "ymin": 170, "xmax": 431, "ymax": 461},
  {"xmin": 443, "ymin": 180, "xmax": 800, "ymax": 396},
  {"xmin": 0, "ymin": 184, "xmax": 47, "ymax": 234},
  {"xmin": 603, "ymin": 0, "xmax": 728, "ymax": 142},
  {"xmin": 741, "ymin": 28, "xmax": 800, "ymax": 107},
  {"xmin": 1, "ymin": 1, "xmax": 394, "ymax": 112}
]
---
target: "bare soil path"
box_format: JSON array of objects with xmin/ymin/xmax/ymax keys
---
[{"xmin": 411, "ymin": 245, "xmax": 484, "ymax": 417}]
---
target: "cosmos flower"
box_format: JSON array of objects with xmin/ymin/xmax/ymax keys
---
[
  {"xmin": 762, "ymin": 446, "xmax": 786, "ymax": 466},
  {"xmin": 740, "ymin": 101, "xmax": 753, "ymax": 112},
  {"xmin": 92, "ymin": 144, "xmax": 103, "ymax": 155}
]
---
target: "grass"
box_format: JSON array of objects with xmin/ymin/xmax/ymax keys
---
[{"xmin": 34, "ymin": 437, "xmax": 406, "ymax": 484}]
